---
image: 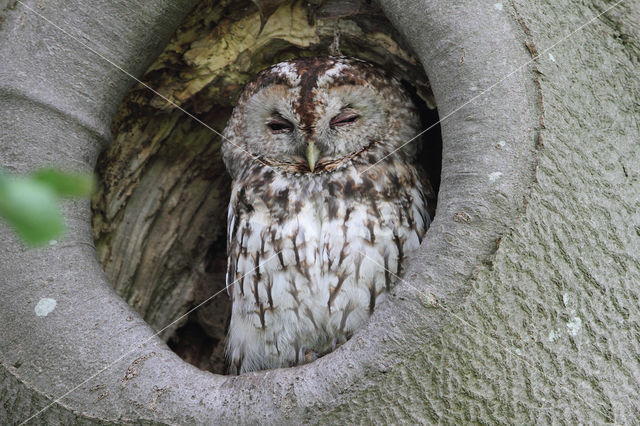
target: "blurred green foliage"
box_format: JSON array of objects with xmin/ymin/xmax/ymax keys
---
[{"xmin": 0, "ymin": 168, "xmax": 95, "ymax": 246}]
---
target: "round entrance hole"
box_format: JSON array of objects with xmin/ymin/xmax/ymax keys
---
[
  {"xmin": 0, "ymin": 0, "xmax": 541, "ymax": 420},
  {"xmin": 91, "ymin": 0, "xmax": 442, "ymax": 375}
]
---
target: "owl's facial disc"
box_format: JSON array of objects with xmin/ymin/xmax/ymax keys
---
[
  {"xmin": 222, "ymin": 57, "xmax": 420, "ymax": 176},
  {"xmin": 309, "ymin": 85, "xmax": 386, "ymax": 163},
  {"xmin": 247, "ymin": 85, "xmax": 384, "ymax": 173}
]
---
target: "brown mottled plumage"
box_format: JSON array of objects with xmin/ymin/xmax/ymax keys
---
[{"xmin": 222, "ymin": 57, "xmax": 431, "ymax": 374}]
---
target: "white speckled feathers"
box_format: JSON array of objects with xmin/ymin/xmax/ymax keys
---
[{"xmin": 221, "ymin": 57, "xmax": 431, "ymax": 374}]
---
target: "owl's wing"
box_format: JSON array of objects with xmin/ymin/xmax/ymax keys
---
[
  {"xmin": 225, "ymin": 195, "xmax": 239, "ymax": 298},
  {"xmin": 414, "ymin": 163, "xmax": 436, "ymax": 221}
]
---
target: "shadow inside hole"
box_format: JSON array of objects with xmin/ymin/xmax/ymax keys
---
[
  {"xmin": 410, "ymin": 87, "xmax": 442, "ymax": 214},
  {"xmin": 91, "ymin": 0, "xmax": 442, "ymax": 376}
]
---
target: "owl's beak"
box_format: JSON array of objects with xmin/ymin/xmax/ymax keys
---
[{"xmin": 306, "ymin": 141, "xmax": 320, "ymax": 172}]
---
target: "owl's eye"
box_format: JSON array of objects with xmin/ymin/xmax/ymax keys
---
[
  {"xmin": 267, "ymin": 116, "xmax": 294, "ymax": 134},
  {"xmin": 330, "ymin": 111, "xmax": 359, "ymax": 127}
]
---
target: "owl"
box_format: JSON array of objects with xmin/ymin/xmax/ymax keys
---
[{"xmin": 221, "ymin": 56, "xmax": 431, "ymax": 374}]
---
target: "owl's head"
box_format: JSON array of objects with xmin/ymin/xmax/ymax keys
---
[{"xmin": 222, "ymin": 57, "xmax": 421, "ymax": 177}]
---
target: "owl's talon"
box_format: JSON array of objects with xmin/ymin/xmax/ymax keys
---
[
  {"xmin": 331, "ymin": 337, "xmax": 347, "ymax": 352},
  {"xmin": 302, "ymin": 347, "xmax": 319, "ymax": 363}
]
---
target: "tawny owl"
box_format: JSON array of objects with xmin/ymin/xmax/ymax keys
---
[{"xmin": 222, "ymin": 56, "xmax": 431, "ymax": 374}]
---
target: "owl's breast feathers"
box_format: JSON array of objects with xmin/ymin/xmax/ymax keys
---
[{"xmin": 225, "ymin": 160, "xmax": 430, "ymax": 374}]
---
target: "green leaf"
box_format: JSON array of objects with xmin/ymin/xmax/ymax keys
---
[
  {"xmin": 32, "ymin": 168, "xmax": 95, "ymax": 197},
  {"xmin": 0, "ymin": 177, "xmax": 65, "ymax": 245}
]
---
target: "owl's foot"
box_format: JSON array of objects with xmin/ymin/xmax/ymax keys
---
[
  {"xmin": 299, "ymin": 336, "xmax": 350, "ymax": 364},
  {"xmin": 302, "ymin": 347, "xmax": 319, "ymax": 363}
]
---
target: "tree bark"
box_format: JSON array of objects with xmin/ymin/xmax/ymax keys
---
[{"xmin": 1, "ymin": 0, "xmax": 638, "ymax": 424}]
